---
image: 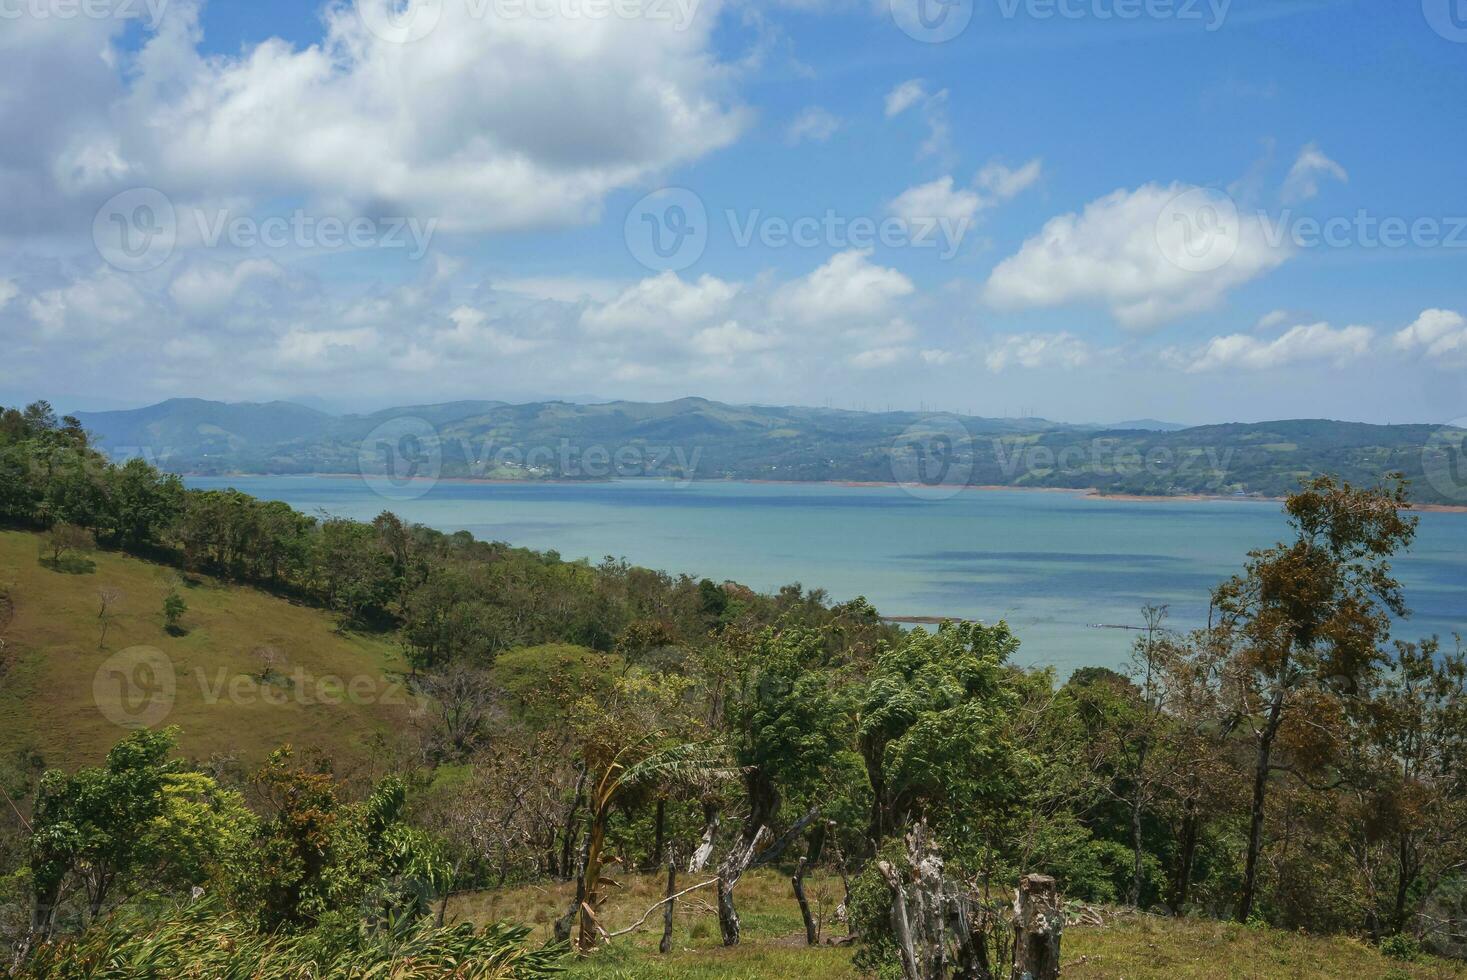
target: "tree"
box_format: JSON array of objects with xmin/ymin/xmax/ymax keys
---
[
  {"xmin": 716, "ymin": 623, "xmax": 852, "ymax": 945},
  {"xmin": 560, "ymin": 673, "xmax": 734, "ymax": 953},
  {"xmin": 41, "ymin": 523, "xmax": 93, "ymax": 568},
  {"xmin": 26, "ymin": 728, "xmax": 182, "ymax": 942},
  {"xmin": 96, "ymin": 587, "xmax": 121, "ymax": 649},
  {"xmin": 1067, "ymin": 605, "xmax": 1175, "ymax": 908},
  {"xmin": 1356, "ymin": 635, "xmax": 1467, "ymax": 941},
  {"xmin": 857, "ymin": 620, "xmax": 1022, "ymax": 845},
  {"xmin": 1212, "ymin": 476, "xmax": 1417, "ymax": 922},
  {"xmin": 162, "ymin": 588, "xmax": 187, "ymax": 635}
]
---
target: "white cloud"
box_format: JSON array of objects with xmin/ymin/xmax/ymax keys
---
[
  {"xmin": 21, "ymin": 0, "xmax": 745, "ymax": 235},
  {"xmin": 773, "ymin": 249, "xmax": 914, "ymax": 325},
  {"xmin": 984, "ymin": 183, "xmax": 1291, "ymax": 330},
  {"xmin": 887, "ymin": 159, "xmax": 1042, "ymax": 240},
  {"xmin": 27, "ymin": 269, "xmax": 159, "ymax": 339},
  {"xmin": 786, "ymin": 106, "xmax": 841, "ymax": 144},
  {"xmin": 168, "ymin": 258, "xmax": 284, "ymax": 314},
  {"xmin": 0, "ymin": 279, "xmax": 17, "ymax": 312},
  {"xmin": 1282, "ymin": 143, "xmax": 1348, "ymax": 203},
  {"xmin": 274, "ymin": 326, "xmax": 380, "ymax": 364},
  {"xmin": 691, "ymin": 320, "xmax": 780, "ymax": 357},
  {"xmin": 884, "ymin": 79, "xmax": 927, "ymax": 118},
  {"xmin": 882, "ymin": 79, "xmax": 949, "ymax": 160},
  {"xmin": 849, "ymin": 346, "xmax": 911, "ymax": 369},
  {"xmin": 1392, "ymin": 308, "xmax": 1467, "ymax": 361},
  {"xmin": 920, "ymin": 348, "xmax": 956, "ymax": 366},
  {"xmin": 984, "ymin": 332, "xmax": 1091, "ymax": 372},
  {"xmin": 581, "ymin": 272, "xmax": 740, "ymax": 334},
  {"xmin": 976, "ymin": 159, "xmax": 1043, "ymax": 201},
  {"xmin": 1182, "ymin": 321, "xmax": 1372, "ymax": 373},
  {"xmin": 1255, "ymin": 309, "xmax": 1291, "ymax": 331},
  {"xmin": 441, "ymin": 306, "xmax": 543, "ymax": 356},
  {"xmin": 887, "ymin": 176, "xmax": 982, "ymax": 227}
]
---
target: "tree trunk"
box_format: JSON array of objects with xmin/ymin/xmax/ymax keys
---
[
  {"xmin": 688, "ymin": 802, "xmax": 719, "ymax": 872},
  {"xmin": 559, "ymin": 766, "xmax": 587, "ymax": 882},
  {"xmin": 553, "ymin": 832, "xmax": 589, "ymax": 945},
  {"xmin": 1013, "ymin": 874, "xmax": 1063, "ymax": 980},
  {"xmin": 1170, "ymin": 800, "xmax": 1199, "ymax": 914},
  {"xmin": 716, "ymin": 825, "xmax": 770, "ymax": 946},
  {"xmin": 1128, "ymin": 789, "xmax": 1145, "ymax": 908},
  {"xmin": 660, "ymin": 852, "xmax": 677, "ymax": 954},
  {"xmin": 649, "ymin": 798, "xmax": 666, "ymax": 872},
  {"xmin": 792, "ymin": 821, "xmax": 829, "ymax": 945},
  {"xmin": 1238, "ymin": 693, "xmax": 1284, "ymax": 923}
]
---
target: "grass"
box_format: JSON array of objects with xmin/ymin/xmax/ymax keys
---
[
  {"xmin": 450, "ymin": 870, "xmax": 1467, "ymax": 979},
  {"xmin": 0, "ymin": 529, "xmax": 420, "ymax": 772}
]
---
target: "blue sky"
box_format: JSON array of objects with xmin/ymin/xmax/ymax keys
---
[{"xmin": 1, "ymin": 0, "xmax": 1465, "ymax": 424}]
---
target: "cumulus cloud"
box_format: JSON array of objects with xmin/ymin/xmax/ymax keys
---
[
  {"xmin": 1282, "ymin": 143, "xmax": 1348, "ymax": 203},
  {"xmin": 983, "ymin": 183, "xmax": 1292, "ymax": 330},
  {"xmin": 984, "ymin": 332, "xmax": 1092, "ymax": 372},
  {"xmin": 8, "ymin": 0, "xmax": 745, "ymax": 235},
  {"xmin": 773, "ymin": 249, "xmax": 914, "ymax": 325},
  {"xmin": 691, "ymin": 320, "xmax": 781, "ymax": 357},
  {"xmin": 440, "ymin": 306, "xmax": 543, "ymax": 356},
  {"xmin": 1180, "ymin": 321, "xmax": 1372, "ymax": 373},
  {"xmin": 887, "ymin": 177, "xmax": 982, "ymax": 233},
  {"xmin": 786, "ymin": 107, "xmax": 841, "ymax": 144},
  {"xmin": 1392, "ymin": 308, "xmax": 1467, "ymax": 362},
  {"xmin": 581, "ymin": 272, "xmax": 740, "ymax": 334},
  {"xmin": 849, "ymin": 346, "xmax": 911, "ymax": 369},
  {"xmin": 887, "ymin": 159, "xmax": 1042, "ymax": 245},
  {"xmin": 168, "ymin": 258, "xmax": 284, "ymax": 315}
]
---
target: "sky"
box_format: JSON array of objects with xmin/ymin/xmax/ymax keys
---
[{"xmin": 1, "ymin": 0, "xmax": 1465, "ymax": 425}]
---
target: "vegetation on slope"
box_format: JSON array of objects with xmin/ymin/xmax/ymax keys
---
[{"xmin": 3, "ymin": 397, "xmax": 1467, "ymax": 977}]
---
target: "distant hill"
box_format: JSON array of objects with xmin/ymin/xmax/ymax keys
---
[
  {"xmin": 71, "ymin": 398, "xmax": 1466, "ymax": 504},
  {"xmin": 1104, "ymin": 418, "xmax": 1189, "ymax": 432}
]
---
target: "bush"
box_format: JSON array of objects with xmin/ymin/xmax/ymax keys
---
[{"xmin": 1380, "ymin": 932, "xmax": 1422, "ymax": 962}]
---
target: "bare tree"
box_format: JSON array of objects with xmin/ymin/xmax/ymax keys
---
[{"xmin": 96, "ymin": 587, "xmax": 122, "ymax": 649}]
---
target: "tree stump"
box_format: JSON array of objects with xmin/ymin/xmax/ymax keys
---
[{"xmin": 1012, "ymin": 874, "xmax": 1062, "ymax": 980}]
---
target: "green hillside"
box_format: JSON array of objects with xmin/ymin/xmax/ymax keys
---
[{"xmin": 0, "ymin": 529, "xmax": 419, "ymax": 772}]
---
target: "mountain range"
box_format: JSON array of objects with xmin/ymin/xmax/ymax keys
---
[{"xmin": 70, "ymin": 398, "xmax": 1465, "ymax": 505}]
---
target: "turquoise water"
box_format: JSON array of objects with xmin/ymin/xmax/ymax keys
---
[{"xmin": 187, "ymin": 476, "xmax": 1467, "ymax": 673}]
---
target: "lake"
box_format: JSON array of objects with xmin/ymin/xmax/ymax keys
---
[{"xmin": 186, "ymin": 476, "xmax": 1467, "ymax": 673}]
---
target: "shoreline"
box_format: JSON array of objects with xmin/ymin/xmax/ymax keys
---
[{"xmin": 179, "ymin": 471, "xmax": 1467, "ymax": 514}]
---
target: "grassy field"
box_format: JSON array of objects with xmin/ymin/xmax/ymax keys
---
[
  {"xmin": 451, "ymin": 870, "xmax": 1467, "ymax": 979},
  {"xmin": 0, "ymin": 529, "xmax": 419, "ymax": 773}
]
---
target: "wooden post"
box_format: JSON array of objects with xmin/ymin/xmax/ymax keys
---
[
  {"xmin": 1012, "ymin": 874, "xmax": 1062, "ymax": 980},
  {"xmin": 659, "ymin": 851, "xmax": 677, "ymax": 954}
]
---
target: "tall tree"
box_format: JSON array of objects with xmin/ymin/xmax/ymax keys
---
[{"xmin": 1212, "ymin": 476, "xmax": 1416, "ymax": 922}]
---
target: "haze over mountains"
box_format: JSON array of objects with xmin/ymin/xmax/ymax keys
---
[{"xmin": 68, "ymin": 397, "xmax": 1465, "ymax": 505}]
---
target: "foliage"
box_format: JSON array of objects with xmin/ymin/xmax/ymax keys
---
[{"xmin": 13, "ymin": 895, "xmax": 563, "ymax": 978}]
